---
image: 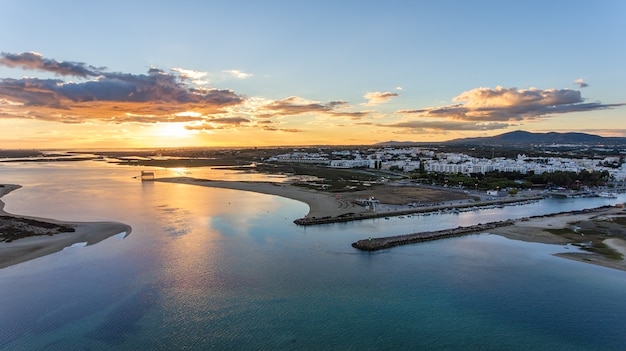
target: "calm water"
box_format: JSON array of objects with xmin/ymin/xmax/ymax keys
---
[{"xmin": 1, "ymin": 161, "xmax": 625, "ymax": 350}]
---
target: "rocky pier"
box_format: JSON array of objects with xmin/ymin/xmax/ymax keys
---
[
  {"xmin": 295, "ymin": 196, "xmax": 542, "ymax": 226},
  {"xmin": 351, "ymin": 220, "xmax": 515, "ymax": 251}
]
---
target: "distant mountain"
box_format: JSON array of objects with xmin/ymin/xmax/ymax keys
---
[
  {"xmin": 445, "ymin": 130, "xmax": 626, "ymax": 146},
  {"xmin": 374, "ymin": 141, "xmax": 422, "ymax": 147}
]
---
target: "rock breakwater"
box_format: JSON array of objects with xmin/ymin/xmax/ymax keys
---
[
  {"xmin": 351, "ymin": 220, "xmax": 515, "ymax": 251},
  {"xmin": 295, "ymin": 196, "xmax": 542, "ymax": 226}
]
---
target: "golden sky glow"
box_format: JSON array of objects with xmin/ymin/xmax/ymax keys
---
[
  {"xmin": 1, "ymin": 1, "xmax": 625, "ymax": 148},
  {"xmin": 0, "ymin": 54, "xmax": 623, "ymax": 148}
]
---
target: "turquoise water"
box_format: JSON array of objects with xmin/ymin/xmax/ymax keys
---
[{"xmin": 1, "ymin": 162, "xmax": 625, "ymax": 350}]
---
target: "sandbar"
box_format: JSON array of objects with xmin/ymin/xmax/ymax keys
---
[
  {"xmin": 489, "ymin": 206, "xmax": 626, "ymax": 271},
  {"xmin": 156, "ymin": 176, "xmax": 363, "ymax": 219},
  {"xmin": 0, "ymin": 184, "xmax": 131, "ymax": 269},
  {"xmin": 155, "ymin": 177, "xmax": 539, "ymax": 223},
  {"xmin": 605, "ymin": 238, "xmax": 626, "ymax": 257}
]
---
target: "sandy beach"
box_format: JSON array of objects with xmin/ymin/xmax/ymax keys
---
[
  {"xmin": 156, "ymin": 177, "xmax": 365, "ymax": 219},
  {"xmin": 0, "ymin": 184, "xmax": 131, "ymax": 269},
  {"xmin": 489, "ymin": 206, "xmax": 626, "ymax": 271},
  {"xmin": 155, "ymin": 177, "xmax": 539, "ymax": 224}
]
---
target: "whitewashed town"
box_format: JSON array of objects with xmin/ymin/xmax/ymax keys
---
[{"xmin": 267, "ymin": 146, "xmax": 626, "ymax": 182}]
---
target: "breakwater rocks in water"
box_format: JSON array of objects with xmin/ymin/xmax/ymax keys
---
[
  {"xmin": 294, "ymin": 196, "xmax": 542, "ymax": 226},
  {"xmin": 352, "ymin": 221, "xmax": 515, "ymax": 251},
  {"xmin": 351, "ymin": 205, "xmax": 621, "ymax": 252}
]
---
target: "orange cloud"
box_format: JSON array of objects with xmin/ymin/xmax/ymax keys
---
[
  {"xmin": 397, "ymin": 86, "xmax": 624, "ymax": 122},
  {"xmin": 257, "ymin": 96, "xmax": 369, "ymax": 120},
  {"xmin": 184, "ymin": 117, "xmax": 251, "ymax": 130},
  {"xmin": 0, "ymin": 53, "xmax": 245, "ymax": 124},
  {"xmin": 0, "ymin": 53, "xmax": 374, "ymax": 131},
  {"xmin": 362, "ymin": 91, "xmax": 399, "ymax": 106}
]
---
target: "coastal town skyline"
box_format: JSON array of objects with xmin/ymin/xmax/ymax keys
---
[{"xmin": 1, "ymin": 1, "xmax": 625, "ymax": 148}]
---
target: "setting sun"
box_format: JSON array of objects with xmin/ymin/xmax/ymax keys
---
[{"xmin": 155, "ymin": 122, "xmax": 195, "ymax": 139}]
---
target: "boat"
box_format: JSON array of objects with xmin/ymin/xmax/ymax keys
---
[{"xmin": 598, "ymin": 191, "xmax": 617, "ymax": 198}]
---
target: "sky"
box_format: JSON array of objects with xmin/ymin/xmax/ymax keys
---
[{"xmin": 1, "ymin": 0, "xmax": 625, "ymax": 148}]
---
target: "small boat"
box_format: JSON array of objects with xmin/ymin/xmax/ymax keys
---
[{"xmin": 598, "ymin": 192, "xmax": 617, "ymax": 198}]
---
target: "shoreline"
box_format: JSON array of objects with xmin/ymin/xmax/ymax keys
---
[
  {"xmin": 155, "ymin": 177, "xmax": 626, "ymax": 271},
  {"xmin": 155, "ymin": 177, "xmax": 541, "ymax": 225},
  {"xmin": 0, "ymin": 184, "xmax": 132, "ymax": 269},
  {"xmin": 490, "ymin": 206, "xmax": 626, "ymax": 271},
  {"xmin": 354, "ymin": 205, "xmax": 626, "ymax": 271},
  {"xmin": 156, "ymin": 177, "xmax": 360, "ymax": 219}
]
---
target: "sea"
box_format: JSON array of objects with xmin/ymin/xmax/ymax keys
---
[{"xmin": 0, "ymin": 160, "xmax": 625, "ymax": 350}]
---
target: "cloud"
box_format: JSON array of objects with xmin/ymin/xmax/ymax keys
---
[
  {"xmin": 184, "ymin": 117, "xmax": 251, "ymax": 130},
  {"xmin": 172, "ymin": 68, "xmax": 209, "ymax": 82},
  {"xmin": 574, "ymin": 78, "xmax": 588, "ymax": 88},
  {"xmin": 261, "ymin": 126, "xmax": 303, "ymax": 132},
  {"xmin": 397, "ymin": 86, "xmax": 623, "ymax": 122},
  {"xmin": 395, "ymin": 86, "xmax": 403, "ymax": 91},
  {"xmin": 0, "ymin": 53, "xmax": 374, "ymax": 128},
  {"xmin": 252, "ymin": 119, "xmax": 303, "ymax": 132},
  {"xmin": 0, "ymin": 51, "xmax": 102, "ymax": 77},
  {"xmin": 382, "ymin": 120, "xmax": 512, "ymax": 133},
  {"xmin": 261, "ymin": 96, "xmax": 344, "ymax": 115},
  {"xmin": 0, "ymin": 52, "xmax": 245, "ymax": 124},
  {"xmin": 224, "ymin": 69, "xmax": 252, "ymax": 79},
  {"xmin": 362, "ymin": 91, "xmax": 399, "ymax": 106},
  {"xmin": 258, "ymin": 96, "xmax": 366, "ymax": 119}
]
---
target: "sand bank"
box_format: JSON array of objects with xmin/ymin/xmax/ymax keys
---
[
  {"xmin": 352, "ymin": 205, "xmax": 626, "ymax": 271},
  {"xmin": 489, "ymin": 207, "xmax": 626, "ymax": 244},
  {"xmin": 0, "ymin": 184, "xmax": 131, "ymax": 269},
  {"xmin": 155, "ymin": 177, "xmax": 540, "ymax": 225},
  {"xmin": 156, "ymin": 177, "xmax": 362, "ymax": 219},
  {"xmin": 604, "ymin": 238, "xmax": 626, "ymax": 257},
  {"xmin": 476, "ymin": 206, "xmax": 626, "ymax": 271}
]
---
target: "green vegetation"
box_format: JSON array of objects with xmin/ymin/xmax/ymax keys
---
[
  {"xmin": 545, "ymin": 225, "xmax": 624, "ymax": 261},
  {"xmin": 0, "ymin": 215, "xmax": 75, "ymax": 243},
  {"xmin": 582, "ymin": 242, "xmax": 623, "ymax": 260},
  {"xmin": 255, "ymin": 163, "xmax": 388, "ymax": 192},
  {"xmin": 410, "ymin": 169, "xmax": 610, "ymax": 190},
  {"xmin": 613, "ymin": 217, "xmax": 626, "ymax": 226},
  {"xmin": 545, "ymin": 228, "xmax": 575, "ymax": 236}
]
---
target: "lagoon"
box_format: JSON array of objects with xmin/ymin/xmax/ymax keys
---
[{"xmin": 1, "ymin": 161, "xmax": 625, "ymax": 350}]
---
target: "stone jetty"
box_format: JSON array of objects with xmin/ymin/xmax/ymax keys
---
[
  {"xmin": 351, "ymin": 205, "xmax": 619, "ymax": 251},
  {"xmin": 294, "ymin": 196, "xmax": 542, "ymax": 226},
  {"xmin": 351, "ymin": 220, "xmax": 515, "ymax": 251}
]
